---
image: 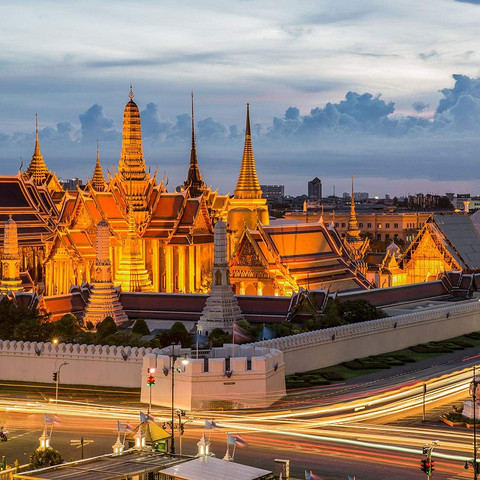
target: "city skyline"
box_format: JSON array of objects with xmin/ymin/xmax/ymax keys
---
[{"xmin": 1, "ymin": 1, "xmax": 480, "ymax": 196}]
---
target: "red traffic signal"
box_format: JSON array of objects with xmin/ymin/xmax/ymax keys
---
[
  {"xmin": 421, "ymin": 459, "xmax": 432, "ymax": 474},
  {"xmin": 146, "ymin": 375, "xmax": 155, "ymax": 386},
  {"xmin": 148, "ymin": 367, "xmax": 156, "ymax": 374}
]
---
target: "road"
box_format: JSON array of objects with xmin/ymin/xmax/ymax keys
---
[{"xmin": 1, "ymin": 350, "xmax": 480, "ymax": 479}]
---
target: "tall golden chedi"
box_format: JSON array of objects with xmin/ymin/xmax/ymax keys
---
[
  {"xmin": 83, "ymin": 219, "xmax": 128, "ymax": 325},
  {"xmin": 0, "ymin": 215, "xmax": 23, "ymax": 292},
  {"xmin": 227, "ymin": 104, "xmax": 269, "ymax": 240},
  {"xmin": 118, "ymin": 86, "xmax": 151, "ymax": 220},
  {"xmin": 114, "ymin": 203, "xmax": 154, "ymax": 292}
]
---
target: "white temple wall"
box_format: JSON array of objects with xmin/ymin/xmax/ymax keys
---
[
  {"xmin": 140, "ymin": 348, "xmax": 286, "ymax": 410},
  {"xmin": 0, "ymin": 341, "xmax": 156, "ymax": 388},
  {"xmin": 249, "ymin": 300, "xmax": 480, "ymax": 375}
]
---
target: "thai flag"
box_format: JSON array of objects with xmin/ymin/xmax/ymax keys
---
[
  {"xmin": 233, "ymin": 322, "xmax": 251, "ymax": 344},
  {"xmin": 140, "ymin": 412, "xmax": 154, "ymax": 423},
  {"xmin": 205, "ymin": 418, "xmax": 221, "ymax": 429},
  {"xmin": 233, "ymin": 434, "xmax": 248, "ymax": 448},
  {"xmin": 117, "ymin": 421, "xmax": 134, "ymax": 433},
  {"xmin": 44, "ymin": 414, "xmax": 61, "ymax": 425}
]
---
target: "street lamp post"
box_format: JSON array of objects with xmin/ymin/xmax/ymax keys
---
[
  {"xmin": 465, "ymin": 366, "xmax": 480, "ymax": 479},
  {"xmin": 169, "ymin": 343, "xmax": 189, "ymax": 455},
  {"xmin": 55, "ymin": 362, "xmax": 69, "ymax": 404}
]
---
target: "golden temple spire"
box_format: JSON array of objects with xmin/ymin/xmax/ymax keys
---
[
  {"xmin": 91, "ymin": 140, "xmax": 107, "ymax": 192},
  {"xmin": 346, "ymin": 174, "xmax": 362, "ymax": 246},
  {"xmin": 25, "ymin": 114, "xmax": 50, "ymax": 185},
  {"xmin": 184, "ymin": 91, "xmax": 206, "ymax": 197},
  {"xmin": 234, "ymin": 103, "xmax": 262, "ymax": 199},
  {"xmin": 118, "ymin": 85, "xmax": 147, "ymax": 182}
]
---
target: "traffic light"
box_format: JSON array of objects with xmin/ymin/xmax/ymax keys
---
[
  {"xmin": 421, "ymin": 459, "xmax": 431, "ymax": 473},
  {"xmin": 430, "ymin": 460, "xmax": 435, "ymax": 473},
  {"xmin": 146, "ymin": 375, "xmax": 155, "ymax": 386},
  {"xmin": 148, "ymin": 367, "xmax": 156, "ymax": 374},
  {"xmin": 52, "ymin": 372, "xmax": 58, "ymax": 382}
]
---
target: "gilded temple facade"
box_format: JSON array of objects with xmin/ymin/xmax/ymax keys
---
[{"xmin": 1, "ymin": 89, "xmax": 375, "ymax": 299}]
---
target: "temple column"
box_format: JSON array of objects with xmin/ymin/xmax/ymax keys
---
[
  {"xmin": 152, "ymin": 239, "xmax": 159, "ymax": 291},
  {"xmin": 189, "ymin": 246, "xmax": 195, "ymax": 293},
  {"xmin": 256, "ymin": 281, "xmax": 263, "ymax": 296},
  {"xmin": 178, "ymin": 246, "xmax": 185, "ymax": 293},
  {"xmin": 195, "ymin": 245, "xmax": 201, "ymax": 290},
  {"xmin": 239, "ymin": 281, "xmax": 245, "ymax": 295},
  {"xmin": 166, "ymin": 246, "xmax": 173, "ymax": 293}
]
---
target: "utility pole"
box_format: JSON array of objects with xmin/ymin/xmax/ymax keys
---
[
  {"xmin": 55, "ymin": 362, "xmax": 69, "ymax": 404},
  {"xmin": 422, "ymin": 383, "xmax": 427, "ymax": 422}
]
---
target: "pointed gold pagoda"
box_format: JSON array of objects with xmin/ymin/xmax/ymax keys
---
[
  {"xmin": 83, "ymin": 219, "xmax": 128, "ymax": 325},
  {"xmin": 1, "ymin": 215, "xmax": 23, "ymax": 292},
  {"xmin": 91, "ymin": 140, "xmax": 107, "ymax": 192},
  {"xmin": 115, "ymin": 202, "xmax": 154, "ymax": 292},
  {"xmin": 25, "ymin": 114, "xmax": 50, "ymax": 185},
  {"xmin": 184, "ymin": 92, "xmax": 206, "ymax": 197},
  {"xmin": 345, "ymin": 175, "xmax": 368, "ymax": 260},
  {"xmin": 119, "ymin": 85, "xmax": 147, "ymax": 183},
  {"xmin": 234, "ymin": 104, "xmax": 262, "ymax": 200},
  {"xmin": 227, "ymin": 103, "xmax": 269, "ymax": 240}
]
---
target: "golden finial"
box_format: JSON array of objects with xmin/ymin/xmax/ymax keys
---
[
  {"xmin": 245, "ymin": 103, "xmax": 251, "ymax": 136},
  {"xmin": 97, "ymin": 139, "xmax": 99, "ymax": 162},
  {"xmin": 129, "ymin": 84, "xmax": 134, "ymax": 101}
]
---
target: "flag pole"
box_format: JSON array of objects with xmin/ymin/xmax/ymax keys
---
[{"xmin": 232, "ymin": 321, "xmax": 236, "ymax": 345}]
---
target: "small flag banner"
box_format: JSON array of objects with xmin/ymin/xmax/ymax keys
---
[
  {"xmin": 205, "ymin": 418, "xmax": 221, "ymax": 429},
  {"xmin": 140, "ymin": 412, "xmax": 154, "ymax": 423},
  {"xmin": 117, "ymin": 421, "xmax": 134, "ymax": 433},
  {"xmin": 233, "ymin": 322, "xmax": 251, "ymax": 344},
  {"xmin": 44, "ymin": 414, "xmax": 61, "ymax": 425},
  {"xmin": 227, "ymin": 433, "xmax": 248, "ymax": 447}
]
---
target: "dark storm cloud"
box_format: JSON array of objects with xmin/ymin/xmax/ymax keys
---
[
  {"xmin": 140, "ymin": 103, "xmax": 172, "ymax": 137},
  {"xmin": 412, "ymin": 101, "xmax": 429, "ymax": 112},
  {"xmin": 79, "ymin": 104, "xmax": 117, "ymax": 142}
]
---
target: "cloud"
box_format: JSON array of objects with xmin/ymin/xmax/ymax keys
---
[
  {"xmin": 79, "ymin": 104, "xmax": 117, "ymax": 142},
  {"xmin": 412, "ymin": 101, "xmax": 429, "ymax": 112},
  {"xmin": 455, "ymin": 0, "xmax": 480, "ymax": 4},
  {"xmin": 140, "ymin": 103, "xmax": 171, "ymax": 138},
  {"xmin": 196, "ymin": 117, "xmax": 228, "ymax": 141},
  {"xmin": 437, "ymin": 74, "xmax": 480, "ymax": 113},
  {"xmin": 418, "ymin": 50, "xmax": 438, "ymax": 61}
]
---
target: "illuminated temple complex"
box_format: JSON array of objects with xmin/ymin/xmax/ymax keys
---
[{"xmin": 2, "ymin": 88, "xmax": 479, "ymax": 318}]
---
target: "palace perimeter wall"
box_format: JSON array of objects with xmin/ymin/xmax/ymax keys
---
[
  {"xmin": 0, "ymin": 299, "xmax": 479, "ymax": 386},
  {"xmin": 249, "ymin": 299, "xmax": 480, "ymax": 375}
]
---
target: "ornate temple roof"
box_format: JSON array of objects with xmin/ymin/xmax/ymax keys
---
[
  {"xmin": 231, "ymin": 220, "xmax": 372, "ymax": 293},
  {"xmin": 234, "ymin": 104, "xmax": 262, "ymax": 200},
  {"xmin": 0, "ymin": 173, "xmax": 57, "ymax": 247},
  {"xmin": 402, "ymin": 213, "xmax": 480, "ymax": 272}
]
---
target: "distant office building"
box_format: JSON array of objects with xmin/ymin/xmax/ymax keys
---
[
  {"xmin": 60, "ymin": 177, "xmax": 83, "ymax": 190},
  {"xmin": 261, "ymin": 185, "xmax": 284, "ymax": 203},
  {"xmin": 343, "ymin": 191, "xmax": 369, "ymax": 202},
  {"xmin": 308, "ymin": 177, "xmax": 322, "ymax": 200}
]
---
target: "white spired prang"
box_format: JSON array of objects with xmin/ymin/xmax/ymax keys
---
[
  {"xmin": 83, "ymin": 219, "xmax": 128, "ymax": 326},
  {"xmin": 196, "ymin": 220, "xmax": 244, "ymax": 335}
]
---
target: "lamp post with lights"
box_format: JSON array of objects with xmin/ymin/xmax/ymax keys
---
[{"xmin": 169, "ymin": 343, "xmax": 189, "ymax": 455}]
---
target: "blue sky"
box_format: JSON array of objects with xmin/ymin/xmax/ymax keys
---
[{"xmin": 1, "ymin": 0, "xmax": 480, "ymax": 197}]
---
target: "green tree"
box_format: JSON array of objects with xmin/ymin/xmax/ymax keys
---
[
  {"xmin": 208, "ymin": 328, "xmax": 232, "ymax": 347},
  {"xmin": 96, "ymin": 316, "xmax": 118, "ymax": 340},
  {"xmin": 0, "ymin": 297, "xmax": 51, "ymax": 341},
  {"xmin": 321, "ymin": 298, "xmax": 344, "ymax": 328},
  {"xmin": 53, "ymin": 314, "xmax": 83, "ymax": 343},
  {"xmin": 339, "ymin": 299, "xmax": 387, "ymax": 324},
  {"xmin": 28, "ymin": 448, "xmax": 63, "ymax": 469},
  {"xmin": 159, "ymin": 322, "xmax": 191, "ymax": 347},
  {"xmin": 132, "ymin": 318, "xmax": 150, "ymax": 336}
]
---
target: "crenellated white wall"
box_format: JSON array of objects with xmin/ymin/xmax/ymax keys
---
[
  {"xmin": 0, "ymin": 340, "xmax": 161, "ymax": 388},
  {"xmin": 247, "ymin": 299, "xmax": 480, "ymax": 375},
  {"xmin": 140, "ymin": 345, "xmax": 286, "ymax": 410}
]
